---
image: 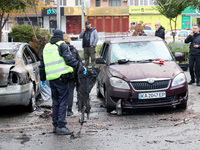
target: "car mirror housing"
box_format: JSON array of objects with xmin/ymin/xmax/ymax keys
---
[
  {"xmin": 96, "ymin": 58, "xmax": 105, "ymax": 64},
  {"xmin": 174, "ymin": 52, "xmax": 185, "ymax": 63}
]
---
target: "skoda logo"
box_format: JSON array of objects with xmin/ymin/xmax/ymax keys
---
[{"xmin": 148, "ymin": 78, "xmax": 154, "ymax": 84}]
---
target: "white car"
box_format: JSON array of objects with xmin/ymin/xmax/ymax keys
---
[{"xmin": 165, "ymin": 30, "xmax": 192, "ymax": 43}]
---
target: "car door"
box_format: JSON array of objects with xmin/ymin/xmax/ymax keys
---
[
  {"xmin": 98, "ymin": 43, "xmax": 110, "ymax": 96},
  {"xmin": 23, "ymin": 46, "xmax": 40, "ymax": 96}
]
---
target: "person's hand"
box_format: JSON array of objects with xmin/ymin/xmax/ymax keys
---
[
  {"xmin": 83, "ymin": 28, "xmax": 86, "ymax": 32},
  {"xmin": 41, "ymin": 81, "xmax": 46, "ymax": 88},
  {"xmin": 194, "ymin": 45, "xmax": 199, "ymax": 48},
  {"xmin": 83, "ymin": 67, "xmax": 87, "ymax": 75},
  {"xmin": 190, "ymin": 31, "xmax": 194, "ymax": 36},
  {"xmin": 91, "ymin": 45, "xmax": 94, "ymax": 48}
]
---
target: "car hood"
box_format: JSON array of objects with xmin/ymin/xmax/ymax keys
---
[
  {"xmin": 0, "ymin": 64, "xmax": 14, "ymax": 86},
  {"xmin": 108, "ymin": 61, "xmax": 182, "ymax": 81}
]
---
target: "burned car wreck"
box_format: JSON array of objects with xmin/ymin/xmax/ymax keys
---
[{"xmin": 0, "ymin": 42, "xmax": 40, "ymax": 112}]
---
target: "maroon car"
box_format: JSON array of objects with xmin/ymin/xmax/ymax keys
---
[{"xmin": 96, "ymin": 37, "xmax": 188, "ymax": 114}]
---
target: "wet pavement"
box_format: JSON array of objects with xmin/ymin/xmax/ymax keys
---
[{"xmin": 1, "ymin": 71, "xmax": 200, "ymax": 150}]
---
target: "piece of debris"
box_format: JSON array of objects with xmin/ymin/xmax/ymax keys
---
[
  {"xmin": 174, "ymin": 118, "xmax": 189, "ymax": 126},
  {"xmin": 165, "ymin": 140, "xmax": 175, "ymax": 143},
  {"xmin": 39, "ymin": 110, "xmax": 52, "ymax": 118}
]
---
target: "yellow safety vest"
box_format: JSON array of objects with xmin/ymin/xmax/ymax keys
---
[{"xmin": 43, "ymin": 41, "xmax": 73, "ymax": 80}]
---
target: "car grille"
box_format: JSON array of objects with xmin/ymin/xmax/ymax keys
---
[
  {"xmin": 131, "ymin": 80, "xmax": 170, "ymax": 91},
  {"xmin": 130, "ymin": 96, "xmax": 174, "ymax": 105}
]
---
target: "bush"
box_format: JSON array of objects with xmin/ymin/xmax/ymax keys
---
[
  {"xmin": 9, "ymin": 24, "xmax": 51, "ymax": 56},
  {"xmin": 167, "ymin": 42, "xmax": 190, "ymax": 63}
]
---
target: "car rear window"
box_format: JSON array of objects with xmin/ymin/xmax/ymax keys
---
[{"xmin": 110, "ymin": 41, "xmax": 173, "ymax": 63}]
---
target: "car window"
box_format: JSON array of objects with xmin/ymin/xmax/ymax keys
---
[
  {"xmin": 178, "ymin": 31, "xmax": 188, "ymax": 37},
  {"xmin": 144, "ymin": 26, "xmax": 151, "ymax": 30},
  {"xmin": 0, "ymin": 49, "xmax": 16, "ymax": 64},
  {"xmin": 23, "ymin": 53, "xmax": 28, "ymax": 65},
  {"xmin": 100, "ymin": 43, "xmax": 106, "ymax": 57},
  {"xmin": 28, "ymin": 46, "xmax": 40, "ymax": 61},
  {"xmin": 23, "ymin": 47, "xmax": 36, "ymax": 64},
  {"xmin": 110, "ymin": 41, "xmax": 173, "ymax": 63},
  {"xmin": 102, "ymin": 44, "xmax": 109, "ymax": 61}
]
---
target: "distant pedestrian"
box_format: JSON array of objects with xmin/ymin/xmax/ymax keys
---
[
  {"xmin": 132, "ymin": 23, "xmax": 147, "ymax": 36},
  {"xmin": 79, "ymin": 21, "xmax": 99, "ymax": 68},
  {"xmin": 185, "ymin": 24, "xmax": 200, "ymax": 86},
  {"xmin": 155, "ymin": 22, "xmax": 165, "ymax": 40},
  {"xmin": 63, "ymin": 34, "xmax": 82, "ymax": 116},
  {"xmin": 39, "ymin": 29, "xmax": 86, "ymax": 135}
]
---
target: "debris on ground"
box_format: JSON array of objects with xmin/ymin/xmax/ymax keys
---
[
  {"xmin": 39, "ymin": 110, "xmax": 52, "ymax": 118},
  {"xmin": 174, "ymin": 118, "xmax": 189, "ymax": 126}
]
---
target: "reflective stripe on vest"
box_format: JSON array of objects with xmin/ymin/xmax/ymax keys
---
[{"xmin": 43, "ymin": 41, "xmax": 73, "ymax": 80}]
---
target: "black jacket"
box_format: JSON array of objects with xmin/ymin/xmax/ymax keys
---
[
  {"xmin": 155, "ymin": 26, "xmax": 165, "ymax": 40},
  {"xmin": 185, "ymin": 32, "xmax": 200, "ymax": 56},
  {"xmin": 39, "ymin": 36, "xmax": 79, "ymax": 81}
]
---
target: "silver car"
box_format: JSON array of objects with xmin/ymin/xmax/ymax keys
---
[{"xmin": 0, "ymin": 42, "xmax": 40, "ymax": 112}]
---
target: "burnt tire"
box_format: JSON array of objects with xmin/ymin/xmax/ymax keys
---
[
  {"xmin": 176, "ymin": 102, "xmax": 187, "ymax": 110},
  {"xmin": 105, "ymin": 89, "xmax": 114, "ymax": 113},
  {"xmin": 27, "ymin": 89, "xmax": 36, "ymax": 112},
  {"xmin": 96, "ymin": 82, "xmax": 103, "ymax": 98}
]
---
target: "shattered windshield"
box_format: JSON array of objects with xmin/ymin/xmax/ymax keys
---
[
  {"xmin": 110, "ymin": 41, "xmax": 173, "ymax": 63},
  {"xmin": 0, "ymin": 49, "xmax": 17, "ymax": 64}
]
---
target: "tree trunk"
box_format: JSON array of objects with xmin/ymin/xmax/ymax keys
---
[{"xmin": 0, "ymin": 13, "xmax": 9, "ymax": 42}]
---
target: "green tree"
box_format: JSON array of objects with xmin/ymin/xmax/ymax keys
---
[
  {"xmin": 0, "ymin": 0, "xmax": 31, "ymax": 42},
  {"xmin": 155, "ymin": 0, "xmax": 200, "ymax": 42}
]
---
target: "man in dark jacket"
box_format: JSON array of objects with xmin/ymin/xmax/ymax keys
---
[
  {"xmin": 185, "ymin": 24, "xmax": 200, "ymax": 86},
  {"xmin": 155, "ymin": 22, "xmax": 165, "ymax": 40},
  {"xmin": 79, "ymin": 21, "xmax": 98, "ymax": 68},
  {"xmin": 39, "ymin": 30, "xmax": 85, "ymax": 135}
]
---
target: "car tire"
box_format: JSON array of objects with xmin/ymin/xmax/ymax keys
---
[
  {"xmin": 176, "ymin": 102, "xmax": 187, "ymax": 110},
  {"xmin": 105, "ymin": 89, "xmax": 114, "ymax": 113},
  {"xmin": 27, "ymin": 89, "xmax": 36, "ymax": 112},
  {"xmin": 96, "ymin": 82, "xmax": 103, "ymax": 98}
]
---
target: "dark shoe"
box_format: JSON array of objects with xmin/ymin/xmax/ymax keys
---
[
  {"xmin": 188, "ymin": 80, "xmax": 195, "ymax": 85},
  {"xmin": 57, "ymin": 127, "xmax": 73, "ymax": 135},
  {"xmin": 197, "ymin": 82, "xmax": 200, "ymax": 86},
  {"xmin": 67, "ymin": 111, "xmax": 74, "ymax": 116},
  {"xmin": 53, "ymin": 127, "xmax": 58, "ymax": 133}
]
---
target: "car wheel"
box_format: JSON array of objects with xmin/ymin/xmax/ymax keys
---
[
  {"xmin": 176, "ymin": 102, "xmax": 187, "ymax": 110},
  {"xmin": 96, "ymin": 82, "xmax": 103, "ymax": 98},
  {"xmin": 27, "ymin": 89, "xmax": 36, "ymax": 112},
  {"xmin": 105, "ymin": 89, "xmax": 114, "ymax": 113}
]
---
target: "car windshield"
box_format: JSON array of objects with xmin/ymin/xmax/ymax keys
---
[
  {"xmin": 110, "ymin": 41, "xmax": 173, "ymax": 63},
  {"xmin": 0, "ymin": 49, "xmax": 17, "ymax": 64}
]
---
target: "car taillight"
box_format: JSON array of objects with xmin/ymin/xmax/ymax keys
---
[{"xmin": 8, "ymin": 72, "xmax": 19, "ymax": 85}]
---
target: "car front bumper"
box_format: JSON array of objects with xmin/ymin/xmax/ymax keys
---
[
  {"xmin": 0, "ymin": 83, "xmax": 32, "ymax": 106},
  {"xmin": 107, "ymin": 83, "xmax": 188, "ymax": 109}
]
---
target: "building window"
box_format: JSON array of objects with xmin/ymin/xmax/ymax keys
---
[
  {"xmin": 75, "ymin": 0, "xmax": 82, "ymax": 6},
  {"xmin": 129, "ymin": 0, "xmax": 155, "ymax": 6},
  {"xmin": 109, "ymin": 0, "xmax": 121, "ymax": 6},
  {"xmin": 96, "ymin": 0, "xmax": 100, "ymax": 7},
  {"xmin": 60, "ymin": 0, "xmax": 67, "ymax": 6}
]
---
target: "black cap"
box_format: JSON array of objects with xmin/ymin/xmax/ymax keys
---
[
  {"xmin": 85, "ymin": 21, "xmax": 91, "ymax": 25},
  {"xmin": 53, "ymin": 29, "xmax": 63, "ymax": 37}
]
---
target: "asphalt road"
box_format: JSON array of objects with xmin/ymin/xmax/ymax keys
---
[{"xmin": 0, "ymin": 71, "xmax": 200, "ymax": 150}]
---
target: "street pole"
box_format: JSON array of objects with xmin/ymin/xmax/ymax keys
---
[
  {"xmin": 57, "ymin": 0, "xmax": 60, "ymax": 29},
  {"xmin": 81, "ymin": 0, "xmax": 84, "ymax": 31}
]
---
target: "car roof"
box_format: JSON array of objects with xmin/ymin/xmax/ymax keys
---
[
  {"xmin": 0, "ymin": 42, "xmax": 26, "ymax": 51},
  {"xmin": 104, "ymin": 36, "xmax": 163, "ymax": 44}
]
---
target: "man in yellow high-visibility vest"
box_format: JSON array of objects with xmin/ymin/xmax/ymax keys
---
[{"xmin": 39, "ymin": 30, "xmax": 86, "ymax": 135}]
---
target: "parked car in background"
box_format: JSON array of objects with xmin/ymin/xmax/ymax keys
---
[
  {"xmin": 165, "ymin": 29, "xmax": 192, "ymax": 43},
  {"xmin": 0, "ymin": 43, "xmax": 40, "ymax": 112},
  {"xmin": 96, "ymin": 37, "xmax": 188, "ymax": 114}
]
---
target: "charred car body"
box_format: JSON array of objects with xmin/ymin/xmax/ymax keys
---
[
  {"xmin": 96, "ymin": 37, "xmax": 188, "ymax": 114},
  {"xmin": 0, "ymin": 43, "xmax": 40, "ymax": 111}
]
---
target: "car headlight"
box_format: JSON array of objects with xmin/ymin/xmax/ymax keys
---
[
  {"xmin": 110, "ymin": 77, "xmax": 130, "ymax": 89},
  {"xmin": 172, "ymin": 73, "xmax": 186, "ymax": 87}
]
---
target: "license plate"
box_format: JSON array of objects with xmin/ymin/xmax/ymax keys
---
[{"xmin": 138, "ymin": 91, "xmax": 166, "ymax": 99}]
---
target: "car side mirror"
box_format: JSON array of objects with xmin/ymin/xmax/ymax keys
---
[
  {"xmin": 96, "ymin": 58, "xmax": 105, "ymax": 64},
  {"xmin": 175, "ymin": 52, "xmax": 184, "ymax": 63}
]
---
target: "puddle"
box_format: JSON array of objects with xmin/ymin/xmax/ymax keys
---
[{"xmin": 15, "ymin": 136, "xmax": 30, "ymax": 144}]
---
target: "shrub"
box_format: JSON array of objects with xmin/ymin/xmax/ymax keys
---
[
  {"xmin": 167, "ymin": 42, "xmax": 190, "ymax": 63},
  {"xmin": 9, "ymin": 24, "xmax": 51, "ymax": 56}
]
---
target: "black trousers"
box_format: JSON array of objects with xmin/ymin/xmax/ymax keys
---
[
  {"xmin": 189, "ymin": 55, "xmax": 200, "ymax": 82},
  {"xmin": 50, "ymin": 77, "xmax": 69, "ymax": 128}
]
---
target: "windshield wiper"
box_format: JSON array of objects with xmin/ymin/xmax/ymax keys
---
[{"xmin": 118, "ymin": 59, "xmax": 129, "ymax": 64}]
